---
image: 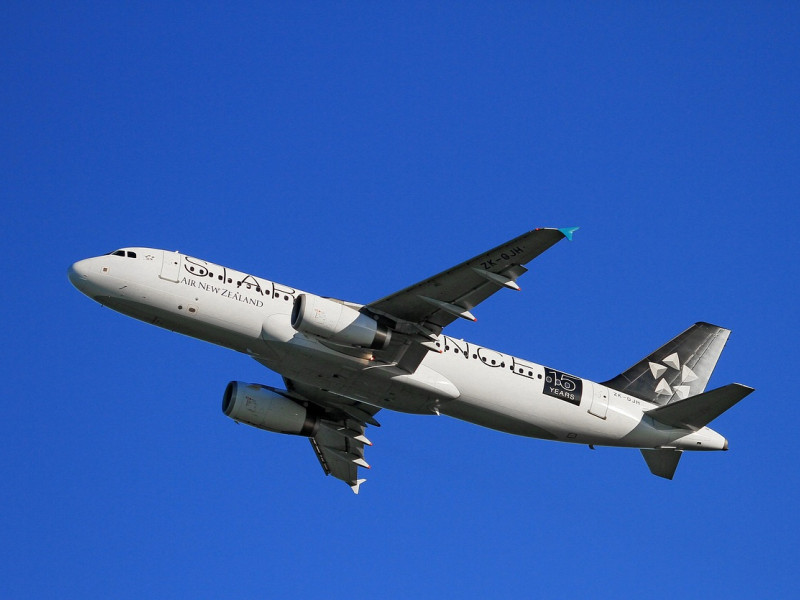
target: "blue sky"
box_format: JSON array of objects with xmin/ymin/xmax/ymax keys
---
[{"xmin": 3, "ymin": 3, "xmax": 799, "ymax": 598}]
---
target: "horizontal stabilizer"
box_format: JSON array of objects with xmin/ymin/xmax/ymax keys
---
[
  {"xmin": 641, "ymin": 448, "xmax": 683, "ymax": 479},
  {"xmin": 646, "ymin": 383, "xmax": 754, "ymax": 431}
]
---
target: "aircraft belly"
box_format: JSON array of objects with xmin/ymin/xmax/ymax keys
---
[
  {"xmin": 267, "ymin": 337, "xmax": 679, "ymax": 447},
  {"xmin": 440, "ymin": 388, "xmax": 649, "ymax": 445},
  {"xmin": 425, "ymin": 351, "xmax": 656, "ymax": 446},
  {"xmin": 265, "ymin": 338, "xmax": 460, "ymax": 414},
  {"xmin": 94, "ymin": 275, "xmax": 269, "ymax": 353},
  {"xmin": 441, "ymin": 400, "xmax": 559, "ymax": 440},
  {"xmin": 99, "ymin": 296, "xmax": 255, "ymax": 351}
]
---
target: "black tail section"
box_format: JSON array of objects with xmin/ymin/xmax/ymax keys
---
[{"xmin": 604, "ymin": 322, "xmax": 730, "ymax": 406}]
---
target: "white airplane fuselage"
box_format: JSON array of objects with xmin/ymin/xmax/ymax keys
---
[{"xmin": 68, "ymin": 247, "xmax": 727, "ymax": 454}]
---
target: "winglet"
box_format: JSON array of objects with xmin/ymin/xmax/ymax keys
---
[
  {"xmin": 558, "ymin": 226, "xmax": 579, "ymax": 241},
  {"xmin": 350, "ymin": 479, "xmax": 367, "ymax": 494}
]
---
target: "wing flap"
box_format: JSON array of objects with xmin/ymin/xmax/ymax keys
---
[
  {"xmin": 283, "ymin": 377, "xmax": 379, "ymax": 493},
  {"xmin": 310, "ymin": 425, "xmax": 370, "ymax": 493}
]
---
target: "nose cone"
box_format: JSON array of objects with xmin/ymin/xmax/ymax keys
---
[{"xmin": 68, "ymin": 259, "xmax": 92, "ymax": 294}]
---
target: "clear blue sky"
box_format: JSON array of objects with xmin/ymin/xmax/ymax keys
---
[{"xmin": 3, "ymin": 3, "xmax": 798, "ymax": 598}]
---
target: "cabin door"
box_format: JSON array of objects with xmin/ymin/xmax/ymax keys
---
[
  {"xmin": 588, "ymin": 382, "xmax": 609, "ymax": 419},
  {"xmin": 160, "ymin": 250, "xmax": 181, "ymax": 282}
]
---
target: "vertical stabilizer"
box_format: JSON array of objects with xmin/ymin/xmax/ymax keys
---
[{"xmin": 604, "ymin": 322, "xmax": 730, "ymax": 406}]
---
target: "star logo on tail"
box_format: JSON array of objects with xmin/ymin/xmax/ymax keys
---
[{"xmin": 648, "ymin": 353, "xmax": 699, "ymax": 399}]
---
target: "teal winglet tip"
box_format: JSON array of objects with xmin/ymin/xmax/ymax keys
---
[{"xmin": 558, "ymin": 226, "xmax": 579, "ymax": 241}]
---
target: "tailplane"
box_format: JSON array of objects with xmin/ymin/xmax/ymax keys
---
[
  {"xmin": 646, "ymin": 383, "xmax": 754, "ymax": 431},
  {"xmin": 604, "ymin": 322, "xmax": 730, "ymax": 406}
]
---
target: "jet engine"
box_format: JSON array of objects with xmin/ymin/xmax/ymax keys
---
[
  {"xmin": 290, "ymin": 293, "xmax": 391, "ymax": 349},
  {"xmin": 222, "ymin": 381, "xmax": 318, "ymax": 436}
]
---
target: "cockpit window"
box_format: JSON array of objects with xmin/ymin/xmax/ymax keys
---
[{"xmin": 106, "ymin": 249, "xmax": 137, "ymax": 258}]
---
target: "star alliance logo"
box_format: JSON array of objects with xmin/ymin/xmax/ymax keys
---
[{"xmin": 648, "ymin": 353, "xmax": 698, "ymax": 399}]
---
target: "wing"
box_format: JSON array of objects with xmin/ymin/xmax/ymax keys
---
[
  {"xmin": 365, "ymin": 227, "xmax": 577, "ymax": 368},
  {"xmin": 283, "ymin": 377, "xmax": 380, "ymax": 494}
]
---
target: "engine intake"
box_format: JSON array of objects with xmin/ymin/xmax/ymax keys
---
[
  {"xmin": 290, "ymin": 293, "xmax": 391, "ymax": 349},
  {"xmin": 222, "ymin": 381, "xmax": 318, "ymax": 436}
]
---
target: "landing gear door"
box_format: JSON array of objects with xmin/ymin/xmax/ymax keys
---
[
  {"xmin": 588, "ymin": 382, "xmax": 609, "ymax": 419},
  {"xmin": 160, "ymin": 250, "xmax": 181, "ymax": 282}
]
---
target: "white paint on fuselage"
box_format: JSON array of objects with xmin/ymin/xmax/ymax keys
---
[{"xmin": 68, "ymin": 248, "xmax": 727, "ymax": 452}]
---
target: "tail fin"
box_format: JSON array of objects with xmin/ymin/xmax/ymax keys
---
[{"xmin": 603, "ymin": 322, "xmax": 730, "ymax": 406}]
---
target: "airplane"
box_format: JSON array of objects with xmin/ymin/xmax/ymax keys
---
[{"xmin": 68, "ymin": 228, "xmax": 752, "ymax": 492}]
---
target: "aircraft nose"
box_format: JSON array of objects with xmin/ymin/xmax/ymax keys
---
[{"xmin": 68, "ymin": 259, "xmax": 92, "ymax": 293}]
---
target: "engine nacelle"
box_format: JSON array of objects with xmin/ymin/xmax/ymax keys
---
[
  {"xmin": 222, "ymin": 381, "xmax": 318, "ymax": 436},
  {"xmin": 290, "ymin": 293, "xmax": 392, "ymax": 349}
]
